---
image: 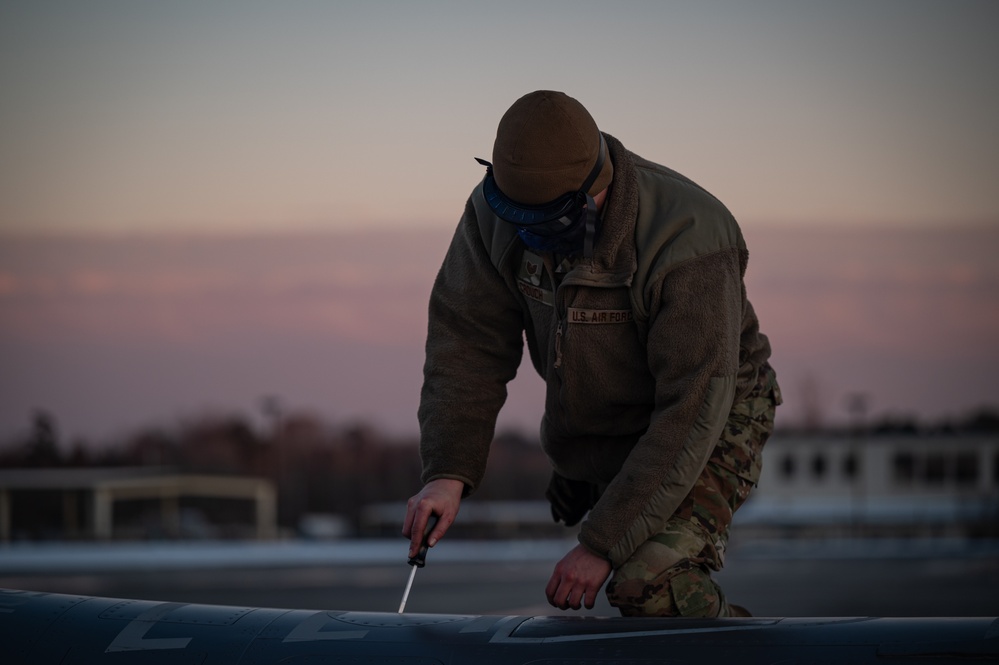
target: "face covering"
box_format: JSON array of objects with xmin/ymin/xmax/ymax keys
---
[
  {"xmin": 515, "ymin": 201, "xmax": 598, "ymax": 256},
  {"xmin": 475, "ymin": 134, "xmax": 606, "ymax": 258}
]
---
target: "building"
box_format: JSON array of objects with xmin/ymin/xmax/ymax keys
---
[
  {"xmin": 0, "ymin": 467, "xmax": 277, "ymax": 542},
  {"xmin": 738, "ymin": 434, "xmax": 999, "ymax": 536}
]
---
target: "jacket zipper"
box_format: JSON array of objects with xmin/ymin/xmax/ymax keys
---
[
  {"xmin": 546, "ymin": 257, "xmax": 570, "ymax": 428},
  {"xmin": 554, "ymin": 322, "xmax": 564, "ymax": 369},
  {"xmin": 542, "ymin": 252, "xmax": 633, "ymax": 432},
  {"xmin": 550, "ymin": 262, "xmax": 597, "ymax": 370},
  {"xmin": 546, "ymin": 256, "xmax": 569, "ymax": 371}
]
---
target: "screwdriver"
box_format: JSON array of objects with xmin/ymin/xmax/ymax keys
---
[{"xmin": 398, "ymin": 514, "xmax": 439, "ymax": 613}]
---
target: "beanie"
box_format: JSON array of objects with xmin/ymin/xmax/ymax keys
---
[{"xmin": 491, "ymin": 90, "xmax": 614, "ymax": 205}]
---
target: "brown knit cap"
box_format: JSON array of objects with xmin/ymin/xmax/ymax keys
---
[{"xmin": 492, "ymin": 90, "xmax": 614, "ymax": 205}]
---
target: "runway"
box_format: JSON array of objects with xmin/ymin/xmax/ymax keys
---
[{"xmin": 1, "ymin": 537, "xmax": 996, "ymax": 617}]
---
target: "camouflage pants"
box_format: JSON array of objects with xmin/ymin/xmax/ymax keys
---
[{"xmin": 605, "ymin": 368, "xmax": 780, "ymax": 618}]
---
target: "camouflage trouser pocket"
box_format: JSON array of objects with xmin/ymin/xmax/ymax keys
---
[
  {"xmin": 675, "ymin": 383, "xmax": 777, "ymax": 565},
  {"xmin": 714, "ymin": 365, "xmax": 780, "ymax": 486},
  {"xmin": 606, "ymin": 374, "xmax": 779, "ymax": 617}
]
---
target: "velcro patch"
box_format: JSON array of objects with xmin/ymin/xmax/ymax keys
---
[
  {"xmin": 517, "ymin": 251, "xmax": 553, "ymax": 306},
  {"xmin": 567, "ymin": 307, "xmax": 633, "ymax": 324},
  {"xmin": 518, "ymin": 280, "xmax": 553, "ymax": 306}
]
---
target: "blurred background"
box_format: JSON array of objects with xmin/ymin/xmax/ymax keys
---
[{"xmin": 1, "ymin": 1, "xmax": 997, "ymax": 617}]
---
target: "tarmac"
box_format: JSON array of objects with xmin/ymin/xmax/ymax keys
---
[{"xmin": 1, "ymin": 537, "xmax": 996, "ymax": 617}]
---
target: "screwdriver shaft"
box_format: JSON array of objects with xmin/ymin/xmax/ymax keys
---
[{"xmin": 397, "ymin": 561, "xmax": 418, "ymax": 613}]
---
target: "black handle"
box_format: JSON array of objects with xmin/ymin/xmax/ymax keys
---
[{"xmin": 408, "ymin": 515, "xmax": 439, "ymax": 568}]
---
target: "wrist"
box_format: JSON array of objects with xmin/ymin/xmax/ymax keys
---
[{"xmin": 425, "ymin": 476, "xmax": 470, "ymax": 497}]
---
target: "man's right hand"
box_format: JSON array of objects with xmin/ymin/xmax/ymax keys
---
[{"xmin": 403, "ymin": 478, "xmax": 464, "ymax": 559}]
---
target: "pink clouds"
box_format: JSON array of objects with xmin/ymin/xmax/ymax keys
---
[
  {"xmin": 0, "ymin": 232, "xmax": 444, "ymax": 347},
  {"xmin": 744, "ymin": 225, "xmax": 999, "ymax": 425},
  {"xmin": 1, "ymin": 224, "xmax": 997, "ymax": 443}
]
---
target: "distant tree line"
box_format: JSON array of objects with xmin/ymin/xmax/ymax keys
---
[
  {"xmin": 1, "ymin": 404, "xmax": 996, "ymax": 537},
  {"xmin": 0, "ymin": 409, "xmax": 551, "ymax": 536}
]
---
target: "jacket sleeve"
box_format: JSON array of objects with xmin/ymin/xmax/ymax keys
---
[
  {"xmin": 417, "ymin": 196, "xmax": 526, "ymax": 493},
  {"xmin": 579, "ymin": 247, "xmax": 744, "ymax": 567}
]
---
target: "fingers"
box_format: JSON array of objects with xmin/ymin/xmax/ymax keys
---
[
  {"xmin": 406, "ymin": 502, "xmax": 433, "ymax": 558},
  {"xmin": 402, "ymin": 498, "xmax": 416, "ymax": 539},
  {"xmin": 546, "ymin": 567, "xmax": 589, "ymax": 611},
  {"xmin": 426, "ymin": 512, "xmax": 450, "ymax": 548},
  {"xmin": 546, "ymin": 545, "xmax": 612, "ymax": 611},
  {"xmin": 402, "ymin": 479, "xmax": 464, "ymax": 558},
  {"xmin": 544, "ymin": 570, "xmax": 559, "ymax": 606},
  {"xmin": 408, "ymin": 521, "xmax": 424, "ymax": 559},
  {"xmin": 546, "ymin": 578, "xmax": 592, "ymax": 610}
]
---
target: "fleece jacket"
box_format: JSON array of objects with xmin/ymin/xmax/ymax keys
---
[{"xmin": 418, "ymin": 133, "xmax": 774, "ymax": 567}]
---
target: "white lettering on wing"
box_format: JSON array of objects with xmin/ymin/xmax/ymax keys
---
[
  {"xmin": 283, "ymin": 612, "xmax": 369, "ymax": 642},
  {"xmin": 105, "ymin": 603, "xmax": 193, "ymax": 653}
]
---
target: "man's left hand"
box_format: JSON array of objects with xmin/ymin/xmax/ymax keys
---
[{"xmin": 545, "ymin": 544, "xmax": 612, "ymax": 610}]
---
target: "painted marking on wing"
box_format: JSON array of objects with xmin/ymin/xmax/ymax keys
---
[
  {"xmin": 106, "ymin": 602, "xmax": 193, "ymax": 652},
  {"xmin": 490, "ymin": 620, "xmax": 778, "ymax": 644},
  {"xmin": 283, "ymin": 612, "xmax": 368, "ymax": 642}
]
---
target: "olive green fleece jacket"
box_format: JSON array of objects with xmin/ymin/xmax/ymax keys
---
[{"xmin": 418, "ymin": 133, "xmax": 773, "ymax": 567}]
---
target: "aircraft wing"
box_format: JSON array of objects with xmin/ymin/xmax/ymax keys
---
[{"xmin": 1, "ymin": 588, "xmax": 996, "ymax": 664}]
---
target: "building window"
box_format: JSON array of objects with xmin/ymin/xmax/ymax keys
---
[
  {"xmin": 893, "ymin": 453, "xmax": 915, "ymax": 483},
  {"xmin": 781, "ymin": 455, "xmax": 795, "ymax": 479},
  {"xmin": 811, "ymin": 454, "xmax": 827, "ymax": 479},
  {"xmin": 843, "ymin": 453, "xmax": 860, "ymax": 481},
  {"xmin": 955, "ymin": 453, "xmax": 978, "ymax": 486},
  {"xmin": 924, "ymin": 453, "xmax": 947, "ymax": 484}
]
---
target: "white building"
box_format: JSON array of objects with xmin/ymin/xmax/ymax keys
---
[{"xmin": 737, "ymin": 434, "xmax": 999, "ymax": 535}]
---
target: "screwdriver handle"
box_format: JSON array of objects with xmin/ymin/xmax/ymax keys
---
[{"xmin": 408, "ymin": 514, "xmax": 439, "ymax": 568}]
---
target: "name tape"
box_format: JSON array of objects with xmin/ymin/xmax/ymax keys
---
[{"xmin": 568, "ymin": 308, "xmax": 633, "ymax": 324}]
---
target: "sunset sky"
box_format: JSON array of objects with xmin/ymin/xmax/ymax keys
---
[
  {"xmin": 2, "ymin": 1, "xmax": 997, "ymax": 235},
  {"xmin": 1, "ymin": 2, "xmax": 998, "ymax": 445}
]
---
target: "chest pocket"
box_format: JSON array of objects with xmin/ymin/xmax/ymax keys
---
[{"xmin": 558, "ymin": 283, "xmax": 652, "ymax": 432}]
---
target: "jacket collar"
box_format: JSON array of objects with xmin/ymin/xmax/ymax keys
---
[{"xmin": 565, "ymin": 133, "xmax": 639, "ymax": 285}]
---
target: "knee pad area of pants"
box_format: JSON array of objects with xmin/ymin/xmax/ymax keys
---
[{"xmin": 607, "ymin": 562, "xmax": 723, "ymax": 618}]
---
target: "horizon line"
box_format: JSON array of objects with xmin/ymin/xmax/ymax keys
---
[{"xmin": 2, "ymin": 218, "xmax": 998, "ymax": 242}]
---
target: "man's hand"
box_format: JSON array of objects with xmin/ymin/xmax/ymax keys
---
[
  {"xmin": 545, "ymin": 543, "xmax": 612, "ymax": 611},
  {"xmin": 545, "ymin": 473, "xmax": 599, "ymax": 526},
  {"xmin": 403, "ymin": 478, "xmax": 464, "ymax": 559}
]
